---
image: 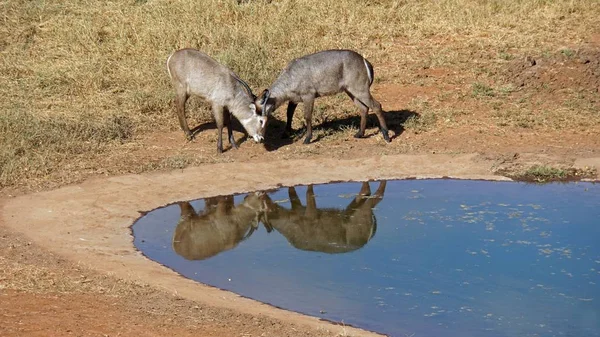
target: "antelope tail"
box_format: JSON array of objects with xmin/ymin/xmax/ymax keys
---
[
  {"xmin": 363, "ymin": 57, "xmax": 374, "ymax": 86},
  {"xmin": 166, "ymin": 52, "xmax": 174, "ymax": 79}
]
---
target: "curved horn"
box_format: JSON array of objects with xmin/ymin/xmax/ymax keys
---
[
  {"xmin": 241, "ymin": 225, "xmax": 256, "ymax": 241},
  {"xmin": 233, "ymin": 74, "xmax": 255, "ymax": 99}
]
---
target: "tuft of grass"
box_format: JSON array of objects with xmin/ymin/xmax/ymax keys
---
[
  {"xmin": 498, "ymin": 51, "xmax": 514, "ymax": 61},
  {"xmin": 149, "ymin": 155, "xmax": 195, "ymax": 170},
  {"xmin": 524, "ymin": 165, "xmax": 568, "ymax": 182},
  {"xmin": 403, "ymin": 113, "xmax": 438, "ymax": 133},
  {"xmin": 472, "ymin": 82, "xmax": 495, "ymax": 97},
  {"xmin": 560, "ymin": 48, "xmax": 575, "ymax": 58},
  {"xmin": 337, "ymin": 123, "xmax": 359, "ymax": 134},
  {"xmin": 498, "ymin": 84, "xmax": 517, "ymax": 95}
]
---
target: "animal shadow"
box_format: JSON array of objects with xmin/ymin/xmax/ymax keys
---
[
  {"xmin": 264, "ymin": 109, "xmax": 419, "ymax": 149},
  {"xmin": 188, "ymin": 117, "xmax": 250, "ymax": 153},
  {"xmin": 384, "ymin": 109, "xmax": 419, "ymax": 141},
  {"xmin": 262, "ymin": 117, "xmax": 295, "ymax": 152},
  {"xmin": 321, "ymin": 109, "xmax": 419, "ymax": 142}
]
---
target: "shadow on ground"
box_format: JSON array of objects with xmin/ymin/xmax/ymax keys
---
[
  {"xmin": 185, "ymin": 109, "xmax": 418, "ymax": 152},
  {"xmin": 263, "ymin": 109, "xmax": 419, "ymax": 151},
  {"xmin": 189, "ymin": 119, "xmax": 250, "ymax": 153}
]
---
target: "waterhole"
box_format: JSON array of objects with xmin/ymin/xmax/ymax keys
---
[{"xmin": 132, "ymin": 179, "xmax": 599, "ymax": 337}]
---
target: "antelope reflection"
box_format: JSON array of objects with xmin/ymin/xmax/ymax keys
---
[
  {"xmin": 263, "ymin": 181, "xmax": 386, "ymax": 254},
  {"xmin": 172, "ymin": 193, "xmax": 268, "ymax": 260}
]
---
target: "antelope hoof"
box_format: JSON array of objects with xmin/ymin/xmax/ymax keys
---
[
  {"xmin": 381, "ymin": 128, "xmax": 391, "ymax": 143},
  {"xmin": 354, "ymin": 131, "xmax": 365, "ymax": 139},
  {"xmin": 303, "ymin": 136, "xmax": 312, "ymax": 145},
  {"xmin": 185, "ymin": 133, "xmax": 193, "ymax": 141}
]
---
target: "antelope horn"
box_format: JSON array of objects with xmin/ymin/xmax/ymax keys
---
[{"xmin": 233, "ymin": 74, "xmax": 255, "ymax": 100}]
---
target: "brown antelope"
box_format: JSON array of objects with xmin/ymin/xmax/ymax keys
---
[
  {"xmin": 256, "ymin": 49, "xmax": 390, "ymax": 144},
  {"xmin": 262, "ymin": 181, "xmax": 386, "ymax": 254},
  {"xmin": 166, "ymin": 48, "xmax": 267, "ymax": 153},
  {"xmin": 172, "ymin": 193, "xmax": 269, "ymax": 260}
]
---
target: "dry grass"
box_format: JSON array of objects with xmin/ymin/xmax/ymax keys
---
[
  {"xmin": 0, "ymin": 231, "xmax": 152, "ymax": 296},
  {"xmin": 2, "ymin": 0, "xmax": 600, "ymax": 189}
]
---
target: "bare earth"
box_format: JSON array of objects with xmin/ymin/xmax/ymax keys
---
[{"xmin": 2, "ymin": 44, "xmax": 600, "ymax": 336}]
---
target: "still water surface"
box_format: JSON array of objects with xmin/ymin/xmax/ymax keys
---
[{"xmin": 133, "ymin": 179, "xmax": 600, "ymax": 337}]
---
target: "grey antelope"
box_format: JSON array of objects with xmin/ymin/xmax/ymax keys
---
[
  {"xmin": 172, "ymin": 193, "xmax": 269, "ymax": 260},
  {"xmin": 166, "ymin": 48, "xmax": 267, "ymax": 153},
  {"xmin": 262, "ymin": 181, "xmax": 386, "ymax": 254},
  {"xmin": 256, "ymin": 49, "xmax": 390, "ymax": 144}
]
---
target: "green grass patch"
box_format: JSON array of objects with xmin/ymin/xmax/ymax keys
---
[
  {"xmin": 472, "ymin": 82, "xmax": 495, "ymax": 97},
  {"xmin": 560, "ymin": 48, "xmax": 575, "ymax": 58},
  {"xmin": 501, "ymin": 165, "xmax": 597, "ymax": 183},
  {"xmin": 523, "ymin": 165, "xmax": 568, "ymax": 182}
]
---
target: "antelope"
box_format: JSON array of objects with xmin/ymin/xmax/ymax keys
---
[
  {"xmin": 172, "ymin": 193, "xmax": 269, "ymax": 260},
  {"xmin": 166, "ymin": 48, "xmax": 267, "ymax": 153},
  {"xmin": 262, "ymin": 181, "xmax": 386, "ymax": 254},
  {"xmin": 256, "ymin": 49, "xmax": 390, "ymax": 144}
]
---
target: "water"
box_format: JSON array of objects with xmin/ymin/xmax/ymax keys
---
[{"xmin": 132, "ymin": 179, "xmax": 600, "ymax": 337}]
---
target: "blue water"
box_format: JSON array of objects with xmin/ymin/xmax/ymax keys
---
[{"xmin": 132, "ymin": 179, "xmax": 600, "ymax": 337}]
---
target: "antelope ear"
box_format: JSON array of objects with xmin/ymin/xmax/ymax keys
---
[
  {"xmin": 249, "ymin": 104, "xmax": 257, "ymax": 114},
  {"xmin": 259, "ymin": 89, "xmax": 268, "ymax": 99}
]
